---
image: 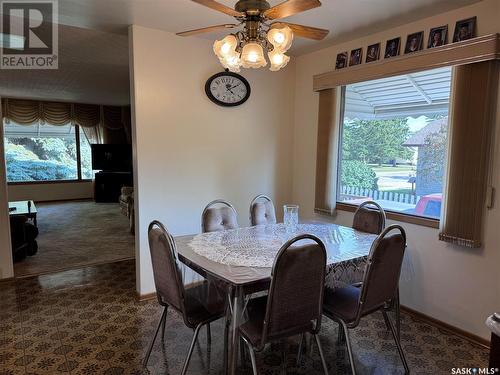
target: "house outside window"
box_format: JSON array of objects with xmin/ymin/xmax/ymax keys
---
[{"xmin": 337, "ymin": 67, "xmax": 452, "ymax": 220}]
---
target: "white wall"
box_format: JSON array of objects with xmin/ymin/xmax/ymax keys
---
[
  {"xmin": 7, "ymin": 182, "xmax": 93, "ymax": 202},
  {"xmin": 129, "ymin": 25, "xmax": 295, "ymax": 295},
  {"xmin": 292, "ymin": 0, "xmax": 500, "ymax": 339}
]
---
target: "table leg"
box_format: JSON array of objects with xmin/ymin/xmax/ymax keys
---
[
  {"xmin": 228, "ymin": 287, "xmax": 243, "ymax": 375},
  {"xmin": 33, "ymin": 214, "xmax": 37, "ymax": 227}
]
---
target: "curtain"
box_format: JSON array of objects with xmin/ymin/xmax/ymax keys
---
[
  {"xmin": 439, "ymin": 61, "xmax": 499, "ymax": 248},
  {"xmin": 314, "ymin": 86, "xmax": 345, "ymax": 215},
  {"xmin": 1, "ymin": 98, "xmax": 131, "ymax": 144}
]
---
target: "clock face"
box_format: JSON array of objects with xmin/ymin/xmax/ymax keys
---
[{"xmin": 205, "ymin": 72, "xmax": 251, "ymax": 107}]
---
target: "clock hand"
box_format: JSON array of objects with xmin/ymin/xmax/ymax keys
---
[{"xmin": 229, "ymin": 83, "xmax": 241, "ymax": 90}]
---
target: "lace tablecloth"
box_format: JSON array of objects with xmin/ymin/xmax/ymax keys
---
[{"xmin": 188, "ymin": 223, "xmax": 376, "ymax": 269}]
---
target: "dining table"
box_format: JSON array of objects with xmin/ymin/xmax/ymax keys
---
[{"xmin": 174, "ymin": 222, "xmax": 378, "ymax": 375}]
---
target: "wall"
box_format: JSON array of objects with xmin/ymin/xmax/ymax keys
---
[
  {"xmin": 129, "ymin": 26, "xmax": 295, "ymax": 295},
  {"xmin": 7, "ymin": 182, "xmax": 93, "ymax": 202},
  {"xmin": 0, "ymin": 100, "xmax": 13, "ymax": 279},
  {"xmin": 293, "ymin": 0, "xmax": 500, "ymax": 340}
]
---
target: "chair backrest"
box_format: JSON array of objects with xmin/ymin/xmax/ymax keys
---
[
  {"xmin": 201, "ymin": 199, "xmax": 238, "ymax": 232},
  {"xmin": 148, "ymin": 221, "xmax": 185, "ymax": 313},
  {"xmin": 249, "ymin": 194, "xmax": 277, "ymax": 226},
  {"xmin": 358, "ymin": 225, "xmax": 406, "ymax": 318},
  {"xmin": 352, "ymin": 200, "xmax": 386, "ymax": 234},
  {"xmin": 261, "ymin": 234, "xmax": 327, "ymax": 346}
]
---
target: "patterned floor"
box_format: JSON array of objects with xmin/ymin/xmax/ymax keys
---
[
  {"xmin": 0, "ymin": 260, "xmax": 489, "ymax": 375},
  {"xmin": 14, "ymin": 201, "xmax": 135, "ymax": 277}
]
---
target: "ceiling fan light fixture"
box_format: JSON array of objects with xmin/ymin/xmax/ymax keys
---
[
  {"xmin": 221, "ymin": 54, "xmax": 242, "ymax": 72},
  {"xmin": 268, "ymin": 49, "xmax": 290, "ymax": 71},
  {"xmin": 240, "ymin": 42, "xmax": 267, "ymax": 69},
  {"xmin": 267, "ymin": 25, "xmax": 293, "ymax": 52},
  {"xmin": 213, "ymin": 34, "xmax": 238, "ymax": 60}
]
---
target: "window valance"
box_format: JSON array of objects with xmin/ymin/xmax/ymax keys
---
[{"xmin": 1, "ymin": 98, "xmax": 130, "ymax": 130}]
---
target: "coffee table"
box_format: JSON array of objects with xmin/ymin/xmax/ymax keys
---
[{"xmin": 9, "ymin": 200, "xmax": 37, "ymax": 226}]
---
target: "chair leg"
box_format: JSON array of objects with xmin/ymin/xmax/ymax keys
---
[
  {"xmin": 244, "ymin": 339, "xmax": 258, "ymax": 375},
  {"xmin": 143, "ymin": 307, "xmax": 168, "ymax": 368},
  {"xmin": 223, "ymin": 305, "xmax": 231, "ymax": 375},
  {"xmin": 161, "ymin": 306, "xmax": 168, "ymax": 341},
  {"xmin": 337, "ymin": 324, "xmax": 346, "ymax": 344},
  {"xmin": 181, "ymin": 323, "xmax": 203, "ymax": 375},
  {"xmin": 395, "ymin": 289, "xmax": 401, "ymax": 340},
  {"xmin": 340, "ymin": 320, "xmax": 356, "ymax": 375},
  {"xmin": 207, "ymin": 323, "xmax": 211, "ymax": 348},
  {"xmin": 314, "ymin": 334, "xmax": 329, "ymax": 375},
  {"xmin": 281, "ymin": 340, "xmax": 288, "ymax": 375},
  {"xmin": 383, "ymin": 310, "xmax": 409, "ymax": 374},
  {"xmin": 382, "ymin": 308, "xmax": 392, "ymax": 333},
  {"xmin": 296, "ymin": 333, "xmax": 305, "ymax": 366}
]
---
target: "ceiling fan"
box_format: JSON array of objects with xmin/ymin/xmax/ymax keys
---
[{"xmin": 176, "ymin": 0, "xmax": 329, "ymax": 72}]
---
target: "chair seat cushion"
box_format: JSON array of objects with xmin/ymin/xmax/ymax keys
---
[
  {"xmin": 323, "ymin": 285, "xmax": 361, "ymax": 323},
  {"xmin": 239, "ymin": 296, "xmax": 313, "ymax": 347},
  {"xmin": 184, "ymin": 282, "xmax": 226, "ymax": 327}
]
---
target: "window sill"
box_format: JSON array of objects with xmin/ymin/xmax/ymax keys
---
[
  {"xmin": 8, "ymin": 179, "xmax": 92, "ymax": 186},
  {"xmin": 332, "ymin": 202, "xmax": 440, "ymax": 229}
]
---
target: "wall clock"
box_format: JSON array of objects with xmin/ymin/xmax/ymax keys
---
[{"xmin": 205, "ymin": 71, "xmax": 251, "ymax": 107}]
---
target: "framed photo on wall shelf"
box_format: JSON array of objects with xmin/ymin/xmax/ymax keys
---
[
  {"xmin": 366, "ymin": 43, "xmax": 380, "ymax": 63},
  {"xmin": 335, "ymin": 52, "xmax": 348, "ymax": 69},
  {"xmin": 453, "ymin": 17, "xmax": 476, "ymax": 42},
  {"xmin": 384, "ymin": 37, "xmax": 400, "ymax": 58},
  {"xmin": 349, "ymin": 48, "xmax": 363, "ymax": 66},
  {"xmin": 404, "ymin": 31, "xmax": 424, "ymax": 54},
  {"xmin": 428, "ymin": 25, "xmax": 448, "ymax": 48}
]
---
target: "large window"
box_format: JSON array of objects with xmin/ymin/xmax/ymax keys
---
[
  {"xmin": 338, "ymin": 67, "xmax": 452, "ymax": 220},
  {"xmin": 4, "ymin": 121, "xmax": 92, "ymax": 183}
]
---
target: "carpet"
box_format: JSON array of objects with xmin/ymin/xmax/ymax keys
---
[{"xmin": 13, "ymin": 201, "xmax": 135, "ymax": 278}]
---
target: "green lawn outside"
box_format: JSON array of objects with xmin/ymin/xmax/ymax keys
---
[
  {"xmin": 377, "ymin": 188, "xmax": 415, "ymax": 194},
  {"xmin": 370, "ymin": 164, "xmax": 415, "ymax": 173}
]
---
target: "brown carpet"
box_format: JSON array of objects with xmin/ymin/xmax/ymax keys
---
[{"xmin": 13, "ymin": 201, "xmax": 135, "ymax": 278}]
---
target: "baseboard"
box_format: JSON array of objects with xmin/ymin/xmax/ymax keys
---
[
  {"xmin": 35, "ymin": 198, "xmax": 94, "ymax": 204},
  {"xmin": 137, "ymin": 291, "xmax": 157, "ymax": 302},
  {"xmin": 401, "ymin": 305, "xmax": 490, "ymax": 349}
]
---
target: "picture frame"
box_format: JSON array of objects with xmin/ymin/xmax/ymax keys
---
[
  {"xmin": 428, "ymin": 25, "xmax": 448, "ymax": 48},
  {"xmin": 335, "ymin": 52, "xmax": 348, "ymax": 69},
  {"xmin": 384, "ymin": 37, "xmax": 400, "ymax": 58},
  {"xmin": 349, "ymin": 48, "xmax": 363, "ymax": 66},
  {"xmin": 365, "ymin": 43, "xmax": 380, "ymax": 63},
  {"xmin": 453, "ymin": 16, "xmax": 476, "ymax": 42},
  {"xmin": 404, "ymin": 31, "xmax": 424, "ymax": 54}
]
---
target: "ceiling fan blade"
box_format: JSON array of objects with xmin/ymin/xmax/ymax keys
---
[
  {"xmin": 264, "ymin": 0, "xmax": 321, "ymax": 20},
  {"xmin": 273, "ymin": 22, "xmax": 329, "ymax": 40},
  {"xmin": 191, "ymin": 0, "xmax": 244, "ymax": 17},
  {"xmin": 176, "ymin": 24, "xmax": 239, "ymax": 37}
]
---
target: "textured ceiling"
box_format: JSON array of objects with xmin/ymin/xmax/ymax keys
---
[
  {"xmin": 56, "ymin": 0, "xmax": 483, "ymax": 54},
  {"xmin": 0, "ymin": 0, "xmax": 483, "ymax": 106},
  {"xmin": 0, "ymin": 23, "xmax": 129, "ymax": 105}
]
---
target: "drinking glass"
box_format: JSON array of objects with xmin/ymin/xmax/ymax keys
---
[{"xmin": 283, "ymin": 204, "xmax": 299, "ymax": 230}]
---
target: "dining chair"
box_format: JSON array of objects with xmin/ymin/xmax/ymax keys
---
[
  {"xmin": 323, "ymin": 225, "xmax": 409, "ymax": 375},
  {"xmin": 144, "ymin": 220, "xmax": 226, "ymax": 374},
  {"xmin": 238, "ymin": 234, "xmax": 329, "ymax": 375},
  {"xmin": 201, "ymin": 199, "xmax": 239, "ymax": 232},
  {"xmin": 352, "ymin": 200, "xmax": 386, "ymax": 235},
  {"xmin": 351, "ymin": 200, "xmax": 402, "ymax": 338},
  {"xmin": 249, "ymin": 194, "xmax": 277, "ymax": 226}
]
